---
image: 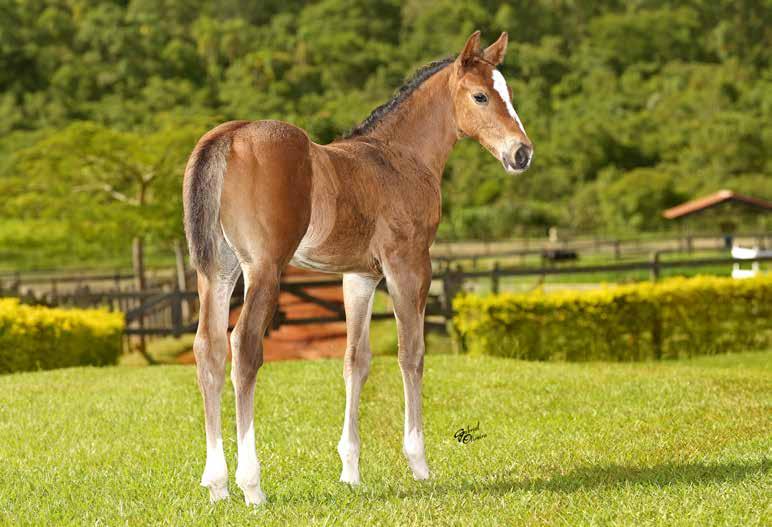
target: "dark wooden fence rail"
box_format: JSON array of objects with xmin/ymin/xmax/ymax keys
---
[{"xmin": 431, "ymin": 231, "xmax": 771, "ymax": 270}]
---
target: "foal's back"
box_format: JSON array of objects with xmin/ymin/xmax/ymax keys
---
[{"xmin": 217, "ymin": 119, "xmax": 440, "ymax": 275}]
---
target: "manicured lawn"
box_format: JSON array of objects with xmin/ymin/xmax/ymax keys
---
[{"xmin": 0, "ymin": 352, "xmax": 769, "ymax": 526}]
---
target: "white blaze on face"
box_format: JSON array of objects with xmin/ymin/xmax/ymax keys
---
[{"xmin": 491, "ymin": 69, "xmax": 526, "ymax": 135}]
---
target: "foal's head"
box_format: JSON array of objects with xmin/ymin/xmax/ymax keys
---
[{"xmin": 450, "ymin": 31, "xmax": 533, "ymax": 174}]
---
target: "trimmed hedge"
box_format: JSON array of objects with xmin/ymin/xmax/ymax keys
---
[
  {"xmin": 453, "ymin": 275, "xmax": 772, "ymax": 361},
  {"xmin": 0, "ymin": 299, "xmax": 124, "ymax": 374}
]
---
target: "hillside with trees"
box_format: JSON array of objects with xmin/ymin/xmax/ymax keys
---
[{"xmin": 1, "ymin": 0, "xmax": 770, "ymax": 268}]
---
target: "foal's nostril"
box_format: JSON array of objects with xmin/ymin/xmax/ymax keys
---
[{"xmin": 514, "ymin": 145, "xmax": 531, "ymax": 170}]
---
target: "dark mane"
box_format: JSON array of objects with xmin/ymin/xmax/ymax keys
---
[{"xmin": 342, "ymin": 57, "xmax": 454, "ymax": 139}]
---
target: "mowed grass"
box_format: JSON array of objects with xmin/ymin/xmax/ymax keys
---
[{"xmin": 0, "ymin": 353, "xmax": 769, "ymax": 526}]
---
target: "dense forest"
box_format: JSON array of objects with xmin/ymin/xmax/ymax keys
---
[{"xmin": 1, "ymin": 0, "xmax": 770, "ymax": 268}]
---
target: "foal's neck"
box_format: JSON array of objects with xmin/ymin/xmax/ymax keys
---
[{"xmin": 369, "ymin": 68, "xmax": 458, "ymax": 178}]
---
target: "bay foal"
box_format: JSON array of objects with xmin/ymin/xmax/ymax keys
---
[{"xmin": 183, "ymin": 31, "xmax": 532, "ymax": 504}]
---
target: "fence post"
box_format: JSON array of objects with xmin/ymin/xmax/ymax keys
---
[
  {"xmin": 170, "ymin": 291, "xmax": 183, "ymax": 338},
  {"xmin": 270, "ymin": 308, "xmax": 284, "ymax": 333},
  {"xmin": 132, "ymin": 237, "xmax": 155, "ymax": 364},
  {"xmin": 174, "ymin": 239, "xmax": 190, "ymax": 320},
  {"xmin": 649, "ymin": 251, "xmax": 660, "ymax": 281},
  {"xmin": 441, "ymin": 265, "xmax": 464, "ymax": 319},
  {"xmin": 614, "ymin": 240, "xmax": 621, "ymax": 260},
  {"xmin": 490, "ymin": 262, "xmax": 500, "ymax": 294},
  {"xmin": 652, "ymin": 312, "xmax": 663, "ymax": 360},
  {"xmin": 443, "ymin": 265, "xmax": 467, "ymax": 354},
  {"xmin": 51, "ymin": 278, "xmax": 58, "ymax": 305}
]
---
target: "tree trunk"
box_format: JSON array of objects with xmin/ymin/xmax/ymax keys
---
[{"xmin": 132, "ymin": 236, "xmax": 146, "ymax": 291}]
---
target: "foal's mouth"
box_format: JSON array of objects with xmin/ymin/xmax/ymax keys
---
[{"xmin": 501, "ymin": 155, "xmax": 531, "ymax": 174}]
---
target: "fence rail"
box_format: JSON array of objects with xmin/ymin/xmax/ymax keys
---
[{"xmin": 443, "ymin": 254, "xmax": 772, "ymax": 279}]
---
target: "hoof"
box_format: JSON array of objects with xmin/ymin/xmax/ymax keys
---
[
  {"xmin": 205, "ymin": 483, "xmax": 230, "ymax": 503},
  {"xmin": 412, "ymin": 467, "xmax": 431, "ymax": 481},
  {"xmin": 339, "ymin": 465, "xmax": 361, "ymax": 486},
  {"xmin": 241, "ymin": 485, "xmax": 267, "ymax": 506},
  {"xmin": 407, "ymin": 458, "xmax": 430, "ymax": 481}
]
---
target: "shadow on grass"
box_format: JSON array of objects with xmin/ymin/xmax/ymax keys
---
[
  {"xmin": 277, "ymin": 459, "xmax": 769, "ymax": 505},
  {"xmin": 448, "ymin": 459, "xmax": 770, "ymax": 496}
]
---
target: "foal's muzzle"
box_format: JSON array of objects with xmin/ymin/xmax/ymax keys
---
[{"xmin": 502, "ymin": 143, "xmax": 533, "ymax": 174}]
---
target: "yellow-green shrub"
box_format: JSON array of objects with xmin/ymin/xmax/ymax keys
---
[
  {"xmin": 0, "ymin": 299, "xmax": 124, "ymax": 374},
  {"xmin": 453, "ymin": 276, "xmax": 772, "ymax": 361}
]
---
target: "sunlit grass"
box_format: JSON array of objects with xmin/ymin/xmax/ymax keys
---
[
  {"xmin": 0, "ymin": 352, "xmax": 768, "ymax": 526},
  {"xmin": 120, "ymin": 334, "xmax": 196, "ymax": 367}
]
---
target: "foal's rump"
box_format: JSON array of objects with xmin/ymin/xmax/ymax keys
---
[{"xmin": 183, "ymin": 120, "xmax": 314, "ymax": 276}]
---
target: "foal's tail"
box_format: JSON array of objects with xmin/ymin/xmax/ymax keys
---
[{"xmin": 182, "ymin": 121, "xmax": 248, "ymax": 275}]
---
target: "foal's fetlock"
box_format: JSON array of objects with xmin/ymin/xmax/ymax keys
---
[
  {"xmin": 236, "ymin": 469, "xmax": 266, "ymax": 506},
  {"xmin": 201, "ymin": 473, "xmax": 229, "ymax": 502},
  {"xmin": 403, "ymin": 439, "xmax": 430, "ymax": 481},
  {"xmin": 337, "ymin": 441, "xmax": 361, "ymax": 485}
]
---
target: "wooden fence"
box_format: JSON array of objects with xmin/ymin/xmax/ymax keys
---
[
  {"xmin": 2, "ymin": 228, "xmax": 770, "ymax": 349},
  {"xmin": 6, "ymin": 252, "xmax": 768, "ymax": 342},
  {"xmin": 431, "ymin": 232, "xmax": 771, "ymax": 270}
]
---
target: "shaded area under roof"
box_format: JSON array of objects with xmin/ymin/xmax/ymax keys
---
[{"xmin": 662, "ymin": 190, "xmax": 772, "ymax": 220}]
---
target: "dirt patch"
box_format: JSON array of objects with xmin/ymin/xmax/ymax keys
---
[{"xmin": 177, "ymin": 266, "xmax": 346, "ymax": 365}]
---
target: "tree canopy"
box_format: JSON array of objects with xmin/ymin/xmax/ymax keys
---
[{"xmin": 1, "ymin": 0, "xmax": 770, "ymax": 268}]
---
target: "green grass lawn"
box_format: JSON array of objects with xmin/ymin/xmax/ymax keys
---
[{"xmin": 0, "ymin": 352, "xmax": 769, "ymax": 526}]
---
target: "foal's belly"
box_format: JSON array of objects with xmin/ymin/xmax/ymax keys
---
[
  {"xmin": 289, "ymin": 248, "xmax": 359, "ymax": 274},
  {"xmin": 289, "ymin": 229, "xmax": 375, "ymax": 275},
  {"xmin": 289, "ymin": 157, "xmax": 381, "ymax": 274}
]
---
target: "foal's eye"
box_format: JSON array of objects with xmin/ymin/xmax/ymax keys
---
[{"xmin": 472, "ymin": 92, "xmax": 488, "ymax": 105}]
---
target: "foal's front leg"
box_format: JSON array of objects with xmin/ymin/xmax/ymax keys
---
[
  {"xmin": 384, "ymin": 259, "xmax": 432, "ymax": 480},
  {"xmin": 338, "ymin": 273, "xmax": 380, "ymax": 484},
  {"xmin": 230, "ymin": 265, "xmax": 280, "ymax": 505}
]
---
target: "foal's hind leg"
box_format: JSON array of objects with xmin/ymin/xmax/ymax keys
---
[
  {"xmin": 194, "ymin": 260, "xmax": 240, "ymax": 502},
  {"xmin": 338, "ymin": 273, "xmax": 380, "ymax": 484},
  {"xmin": 230, "ymin": 263, "xmax": 281, "ymax": 505}
]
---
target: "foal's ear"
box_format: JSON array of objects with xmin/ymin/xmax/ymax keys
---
[
  {"xmin": 458, "ymin": 30, "xmax": 482, "ymax": 67},
  {"xmin": 483, "ymin": 32, "xmax": 508, "ymax": 65}
]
